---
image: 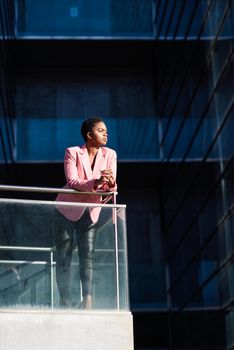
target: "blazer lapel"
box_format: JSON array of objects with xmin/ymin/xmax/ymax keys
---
[
  {"xmin": 92, "ymin": 147, "xmax": 105, "ymax": 179},
  {"xmin": 79, "ymin": 145, "xmax": 93, "ymax": 179}
]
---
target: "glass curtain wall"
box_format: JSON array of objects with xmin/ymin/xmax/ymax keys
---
[
  {"xmin": 154, "ymin": 0, "xmax": 234, "ymax": 348},
  {"xmin": 14, "ymin": 0, "xmax": 157, "ymax": 162},
  {"xmin": 0, "ymin": 0, "xmax": 16, "ymax": 182},
  {"xmin": 16, "ymin": 0, "xmax": 153, "ymax": 38}
]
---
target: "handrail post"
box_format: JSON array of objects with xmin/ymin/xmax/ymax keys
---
[
  {"xmin": 113, "ymin": 192, "xmax": 120, "ymax": 310},
  {"xmin": 50, "ymin": 249, "xmax": 54, "ymax": 309}
]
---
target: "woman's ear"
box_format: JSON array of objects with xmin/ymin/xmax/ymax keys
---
[{"xmin": 87, "ymin": 131, "xmax": 92, "ymax": 140}]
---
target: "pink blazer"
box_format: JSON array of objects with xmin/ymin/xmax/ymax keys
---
[{"xmin": 56, "ymin": 145, "xmax": 117, "ymax": 223}]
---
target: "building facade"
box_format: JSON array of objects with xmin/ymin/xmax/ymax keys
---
[{"xmin": 0, "ymin": 1, "xmax": 234, "ymax": 348}]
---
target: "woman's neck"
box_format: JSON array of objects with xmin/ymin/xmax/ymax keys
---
[{"xmin": 86, "ymin": 144, "xmax": 99, "ymax": 156}]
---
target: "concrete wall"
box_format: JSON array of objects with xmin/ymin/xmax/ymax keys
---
[{"xmin": 0, "ymin": 309, "xmax": 134, "ymax": 350}]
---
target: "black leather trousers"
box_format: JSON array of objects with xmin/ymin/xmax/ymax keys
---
[{"xmin": 54, "ymin": 209, "xmax": 97, "ymax": 306}]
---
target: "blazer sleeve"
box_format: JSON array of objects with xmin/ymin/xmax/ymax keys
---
[
  {"xmin": 101, "ymin": 149, "xmax": 118, "ymax": 192},
  {"xmin": 64, "ymin": 148, "xmax": 95, "ymax": 192}
]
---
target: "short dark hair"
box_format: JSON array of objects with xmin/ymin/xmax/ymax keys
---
[{"xmin": 81, "ymin": 117, "xmax": 104, "ymax": 142}]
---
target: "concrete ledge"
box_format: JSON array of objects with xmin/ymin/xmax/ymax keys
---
[{"xmin": 0, "ymin": 309, "xmax": 134, "ymax": 350}]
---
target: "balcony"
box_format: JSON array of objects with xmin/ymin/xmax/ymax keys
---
[
  {"xmin": 0, "ymin": 185, "xmax": 133, "ymax": 350},
  {"xmin": 0, "ymin": 185, "xmax": 129, "ymax": 311}
]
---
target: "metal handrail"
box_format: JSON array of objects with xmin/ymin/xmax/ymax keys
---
[
  {"xmin": 0, "ymin": 184, "xmax": 117, "ymax": 197},
  {"xmin": 0, "ymin": 197, "xmax": 125, "ymax": 209},
  {"xmin": 0, "ymin": 246, "xmax": 55, "ymax": 252}
]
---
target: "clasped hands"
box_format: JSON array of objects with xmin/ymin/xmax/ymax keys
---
[{"xmin": 94, "ymin": 169, "xmax": 115, "ymax": 188}]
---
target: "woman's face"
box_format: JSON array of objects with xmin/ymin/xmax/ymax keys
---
[{"xmin": 88, "ymin": 121, "xmax": 108, "ymax": 146}]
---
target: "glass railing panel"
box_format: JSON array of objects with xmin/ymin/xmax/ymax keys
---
[{"xmin": 0, "ymin": 197, "xmax": 128, "ymax": 310}]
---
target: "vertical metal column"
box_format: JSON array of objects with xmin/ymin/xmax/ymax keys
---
[
  {"xmin": 50, "ymin": 249, "xmax": 54, "ymax": 309},
  {"xmin": 113, "ymin": 192, "xmax": 120, "ymax": 310}
]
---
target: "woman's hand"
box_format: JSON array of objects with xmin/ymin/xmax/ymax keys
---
[
  {"xmin": 100, "ymin": 169, "xmax": 115, "ymax": 187},
  {"xmin": 94, "ymin": 169, "xmax": 115, "ymax": 189}
]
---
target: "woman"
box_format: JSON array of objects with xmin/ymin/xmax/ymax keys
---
[{"xmin": 55, "ymin": 117, "xmax": 117, "ymax": 309}]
